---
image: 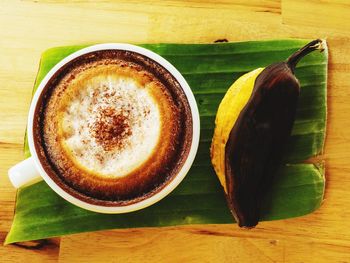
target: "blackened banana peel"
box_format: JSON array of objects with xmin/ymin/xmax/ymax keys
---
[{"xmin": 210, "ymin": 39, "xmax": 326, "ymax": 228}]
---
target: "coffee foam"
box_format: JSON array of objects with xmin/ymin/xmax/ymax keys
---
[
  {"xmin": 61, "ymin": 72, "xmax": 161, "ymax": 177},
  {"xmin": 35, "ymin": 50, "xmax": 193, "ymax": 204}
]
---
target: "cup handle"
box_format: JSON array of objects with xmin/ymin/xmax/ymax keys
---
[{"xmin": 8, "ymin": 157, "xmax": 42, "ymax": 188}]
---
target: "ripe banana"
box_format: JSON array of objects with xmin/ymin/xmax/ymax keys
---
[{"xmin": 210, "ymin": 39, "xmax": 326, "ymax": 228}]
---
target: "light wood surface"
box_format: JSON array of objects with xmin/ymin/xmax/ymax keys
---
[{"xmin": 1, "ymin": 0, "xmax": 350, "ymax": 262}]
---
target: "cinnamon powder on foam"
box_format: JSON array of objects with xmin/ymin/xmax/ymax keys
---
[{"xmin": 60, "ymin": 71, "xmax": 161, "ymax": 178}]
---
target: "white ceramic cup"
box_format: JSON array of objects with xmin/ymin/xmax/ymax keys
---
[{"xmin": 8, "ymin": 43, "xmax": 200, "ymax": 214}]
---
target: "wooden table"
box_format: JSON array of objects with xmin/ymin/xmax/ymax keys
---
[{"xmin": 1, "ymin": 1, "xmax": 350, "ymax": 262}]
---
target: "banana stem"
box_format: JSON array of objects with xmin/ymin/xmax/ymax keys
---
[{"xmin": 287, "ymin": 39, "xmax": 325, "ymax": 72}]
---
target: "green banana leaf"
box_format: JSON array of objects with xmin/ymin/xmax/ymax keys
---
[{"xmin": 5, "ymin": 39, "xmax": 328, "ymax": 244}]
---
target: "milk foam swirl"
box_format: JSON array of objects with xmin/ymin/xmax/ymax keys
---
[{"xmin": 61, "ymin": 75, "xmax": 161, "ymax": 177}]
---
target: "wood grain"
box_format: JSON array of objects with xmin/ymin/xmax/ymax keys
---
[{"xmin": 1, "ymin": 0, "xmax": 350, "ymax": 262}]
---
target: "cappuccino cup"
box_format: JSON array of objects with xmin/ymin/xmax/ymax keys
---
[{"xmin": 8, "ymin": 43, "xmax": 200, "ymax": 213}]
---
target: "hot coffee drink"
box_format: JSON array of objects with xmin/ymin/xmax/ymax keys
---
[{"xmin": 33, "ymin": 49, "xmax": 193, "ymax": 206}]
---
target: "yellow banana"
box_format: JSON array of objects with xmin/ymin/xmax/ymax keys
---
[{"xmin": 210, "ymin": 39, "xmax": 325, "ymax": 228}]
